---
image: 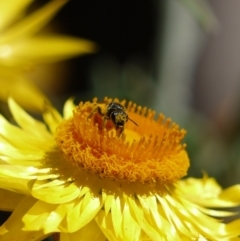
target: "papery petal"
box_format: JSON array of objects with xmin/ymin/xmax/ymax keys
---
[
  {"xmin": 0, "ymin": 165, "xmax": 37, "ymax": 179},
  {"xmin": 111, "ymin": 195, "xmax": 124, "ymax": 237},
  {"xmin": 12, "ymin": 197, "xmax": 74, "ymax": 234},
  {"xmin": 60, "ymin": 220, "xmax": 106, "ymax": 241},
  {"xmin": 66, "ymin": 192, "xmax": 103, "ymax": 232},
  {"xmin": 0, "ymin": 196, "xmax": 49, "ymax": 241},
  {"xmin": 43, "ymin": 103, "xmax": 63, "ymax": 133},
  {"xmin": 95, "ymin": 210, "xmax": 122, "ymax": 241},
  {"xmin": 225, "ymin": 219, "xmax": 240, "ymax": 239},
  {"xmin": 219, "ymin": 184, "xmax": 240, "ymax": 203},
  {"xmin": 0, "ymin": 0, "xmax": 33, "ymax": 31},
  {"xmin": 0, "ymin": 156, "xmax": 42, "ymax": 167},
  {"xmin": 0, "ymin": 166, "xmax": 35, "ymax": 195},
  {"xmin": 63, "ymin": 98, "xmax": 75, "ymax": 119},
  {"xmin": 103, "ymin": 193, "xmax": 114, "ymax": 215},
  {"xmin": 0, "ymin": 178, "xmax": 32, "ymax": 195},
  {"xmin": 177, "ymin": 177, "xmax": 240, "ymax": 208},
  {"xmin": 179, "ymin": 176, "xmax": 222, "ymax": 197},
  {"xmin": 122, "ymin": 203, "xmax": 141, "ymax": 241},
  {"xmin": 0, "ymin": 0, "xmax": 67, "ymax": 45},
  {"xmin": 0, "ymin": 78, "xmax": 50, "ymax": 112},
  {"xmin": 0, "ymin": 141, "xmax": 45, "ymax": 160},
  {"xmin": 127, "ymin": 197, "xmax": 165, "ymax": 241},
  {"xmin": 8, "ymin": 97, "xmax": 53, "ymax": 140},
  {"xmin": 0, "ymin": 116, "xmax": 51, "ymax": 152},
  {"xmin": 0, "ymin": 229, "xmax": 48, "ymax": 241},
  {"xmin": 11, "ymin": 36, "xmax": 96, "ymax": 63},
  {"xmin": 32, "ymin": 181, "xmax": 80, "ymax": 204},
  {"xmin": 23, "ymin": 201, "xmax": 58, "ymax": 231}
]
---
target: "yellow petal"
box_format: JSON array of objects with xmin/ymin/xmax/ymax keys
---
[
  {"xmin": 177, "ymin": 177, "xmax": 240, "ymax": 208},
  {"xmin": 0, "ymin": 165, "xmax": 35, "ymax": 195},
  {"xmin": 43, "ymin": 204, "xmax": 69, "ymax": 234},
  {"xmin": 198, "ymin": 206, "xmax": 239, "ymax": 217},
  {"xmin": 225, "ymin": 219, "xmax": 240, "ymax": 238},
  {"xmin": 122, "ymin": 203, "xmax": 141, "ymax": 241},
  {"xmin": 164, "ymin": 194, "xmax": 230, "ymax": 240},
  {"xmin": 0, "ymin": 229, "xmax": 47, "ymax": 241},
  {"xmin": 0, "ymin": 78, "xmax": 50, "ymax": 112},
  {"xmin": 43, "ymin": 103, "xmax": 63, "ymax": 133},
  {"xmin": 63, "ymin": 98, "xmax": 75, "ymax": 119},
  {"xmin": 0, "ymin": 177, "xmax": 32, "ymax": 195},
  {"xmin": 219, "ymin": 184, "xmax": 240, "ymax": 203},
  {"xmin": 66, "ymin": 192, "xmax": 103, "ymax": 232},
  {"xmin": 95, "ymin": 210, "xmax": 122, "ymax": 241},
  {"xmin": 0, "ymin": 164, "xmax": 37, "ymax": 179},
  {"xmin": 11, "ymin": 36, "xmax": 97, "ymax": 63},
  {"xmin": 23, "ymin": 200, "xmax": 58, "ymax": 231},
  {"xmin": 8, "ymin": 97, "xmax": 52, "ymax": 140},
  {"xmin": 0, "ymin": 0, "xmax": 33, "ymax": 31},
  {"xmin": 145, "ymin": 195, "xmax": 166, "ymax": 230},
  {"xmin": 60, "ymin": 220, "xmax": 106, "ymax": 241},
  {"xmin": 0, "ymin": 156, "xmax": 41, "ymax": 167},
  {"xmin": 146, "ymin": 195, "xmax": 183, "ymax": 240},
  {"xmin": 178, "ymin": 176, "xmax": 222, "ymax": 197},
  {"xmin": 0, "ymin": 116, "xmax": 51, "ymax": 152},
  {"xmin": 0, "ymin": 188, "xmax": 25, "ymax": 211},
  {"xmin": 111, "ymin": 196, "xmax": 122, "ymax": 236},
  {"xmin": 0, "ymin": 196, "xmax": 48, "ymax": 241},
  {"xmin": 103, "ymin": 193, "xmax": 114, "ymax": 215},
  {"xmin": 127, "ymin": 191, "xmax": 172, "ymax": 240},
  {"xmin": 0, "ymin": 140, "xmax": 45, "ymax": 161},
  {"xmin": 0, "ymin": 0, "xmax": 67, "ymax": 45},
  {"xmin": 32, "ymin": 182, "xmax": 80, "ymax": 204},
  {"xmin": 23, "ymin": 199, "xmax": 75, "ymax": 234}
]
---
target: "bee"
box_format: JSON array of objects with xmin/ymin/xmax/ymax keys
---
[{"xmin": 89, "ymin": 102, "xmax": 138, "ymax": 137}]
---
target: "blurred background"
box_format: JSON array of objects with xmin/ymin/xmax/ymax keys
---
[{"xmin": 3, "ymin": 0, "xmax": 240, "ymax": 187}]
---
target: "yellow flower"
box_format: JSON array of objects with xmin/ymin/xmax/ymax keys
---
[
  {"xmin": 0, "ymin": 0, "xmax": 96, "ymax": 111},
  {"xmin": 0, "ymin": 97, "xmax": 240, "ymax": 241}
]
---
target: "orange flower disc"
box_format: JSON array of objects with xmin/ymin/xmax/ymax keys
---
[{"xmin": 55, "ymin": 98, "xmax": 190, "ymax": 184}]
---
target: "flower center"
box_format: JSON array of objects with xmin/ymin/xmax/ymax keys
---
[{"xmin": 55, "ymin": 98, "xmax": 190, "ymax": 184}]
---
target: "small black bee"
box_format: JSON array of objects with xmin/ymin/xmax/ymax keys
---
[{"xmin": 89, "ymin": 102, "xmax": 138, "ymax": 136}]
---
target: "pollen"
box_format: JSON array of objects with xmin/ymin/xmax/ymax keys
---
[{"xmin": 55, "ymin": 98, "xmax": 190, "ymax": 184}]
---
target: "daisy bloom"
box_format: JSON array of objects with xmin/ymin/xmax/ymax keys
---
[
  {"xmin": 0, "ymin": 0, "xmax": 96, "ymax": 111},
  {"xmin": 0, "ymin": 96, "xmax": 240, "ymax": 241}
]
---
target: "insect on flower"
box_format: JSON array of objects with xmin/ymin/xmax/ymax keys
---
[
  {"xmin": 88, "ymin": 101, "xmax": 138, "ymax": 137},
  {"xmin": 1, "ymin": 97, "xmax": 240, "ymax": 241}
]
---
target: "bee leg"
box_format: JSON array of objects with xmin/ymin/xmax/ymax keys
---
[
  {"xmin": 88, "ymin": 106, "xmax": 103, "ymax": 119},
  {"xmin": 116, "ymin": 127, "xmax": 124, "ymax": 138},
  {"xmin": 88, "ymin": 106, "xmax": 108, "ymax": 133},
  {"xmin": 88, "ymin": 107, "xmax": 97, "ymax": 119},
  {"xmin": 102, "ymin": 117, "xmax": 108, "ymax": 131},
  {"xmin": 95, "ymin": 107, "xmax": 109, "ymax": 131},
  {"xmin": 97, "ymin": 106, "xmax": 103, "ymax": 116}
]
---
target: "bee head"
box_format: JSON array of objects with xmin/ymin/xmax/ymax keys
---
[{"xmin": 111, "ymin": 111, "xmax": 128, "ymax": 128}]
